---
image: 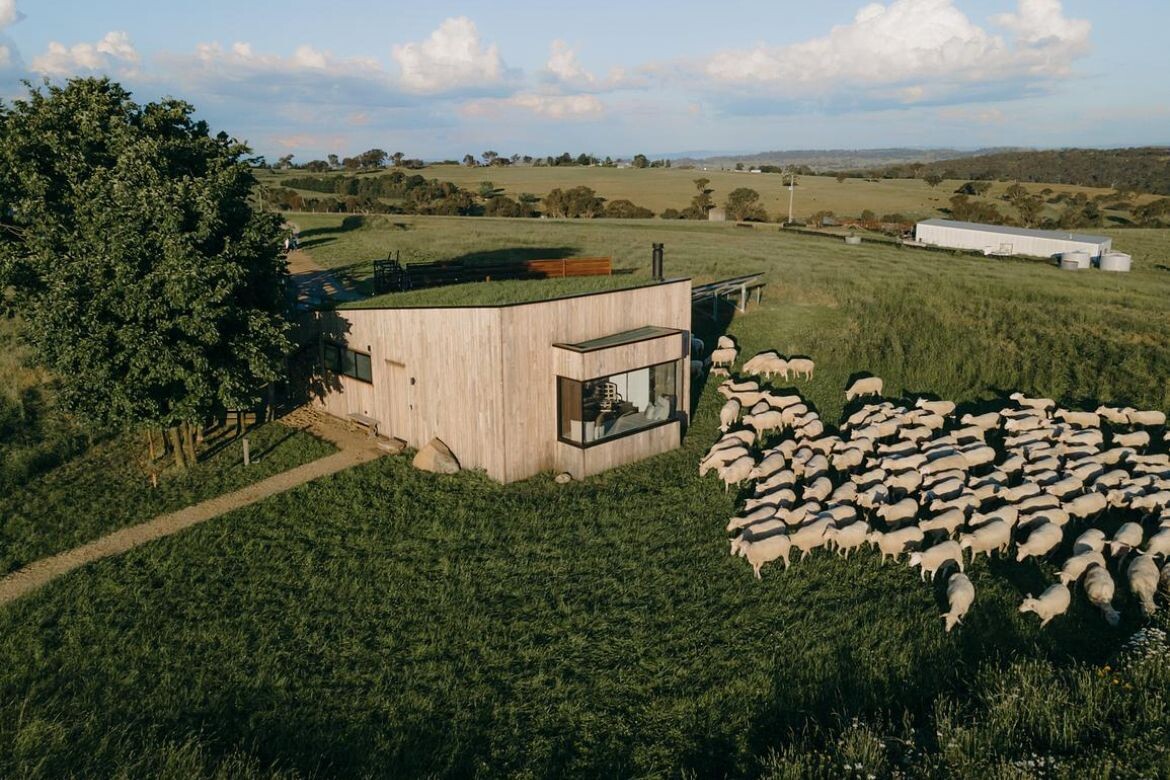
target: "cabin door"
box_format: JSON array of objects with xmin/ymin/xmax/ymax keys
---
[{"xmin": 383, "ymin": 359, "xmax": 414, "ymax": 445}]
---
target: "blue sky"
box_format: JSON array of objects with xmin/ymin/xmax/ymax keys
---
[{"xmin": 2, "ymin": 0, "xmax": 1168, "ymax": 161}]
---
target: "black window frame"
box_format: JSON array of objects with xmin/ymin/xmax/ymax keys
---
[
  {"xmin": 556, "ymin": 358, "xmax": 681, "ymax": 449},
  {"xmin": 323, "ymin": 341, "xmax": 373, "ymax": 383}
]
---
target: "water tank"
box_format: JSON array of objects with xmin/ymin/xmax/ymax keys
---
[
  {"xmin": 844, "ymin": 235, "xmax": 862, "ymax": 245},
  {"xmin": 1099, "ymin": 251, "xmax": 1132, "ymax": 272},
  {"xmin": 1061, "ymin": 250, "xmax": 1091, "ymax": 269}
]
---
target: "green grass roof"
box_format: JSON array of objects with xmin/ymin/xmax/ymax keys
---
[{"xmin": 338, "ymin": 275, "xmax": 665, "ymax": 309}]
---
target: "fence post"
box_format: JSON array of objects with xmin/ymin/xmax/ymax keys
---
[{"xmin": 243, "ymin": 436, "xmax": 251, "ymax": 467}]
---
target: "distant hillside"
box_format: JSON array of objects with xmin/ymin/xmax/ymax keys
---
[
  {"xmin": 675, "ymin": 148, "xmax": 1012, "ymax": 171},
  {"xmin": 917, "ymin": 147, "xmax": 1170, "ymax": 195}
]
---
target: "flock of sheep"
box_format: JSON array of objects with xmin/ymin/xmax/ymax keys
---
[{"xmin": 699, "ymin": 337, "xmax": 1170, "ymax": 632}]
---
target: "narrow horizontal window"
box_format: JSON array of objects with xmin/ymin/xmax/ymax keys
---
[{"xmin": 323, "ymin": 342, "xmax": 373, "ymax": 384}]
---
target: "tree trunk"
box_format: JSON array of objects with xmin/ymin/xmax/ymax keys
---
[
  {"xmin": 182, "ymin": 421, "xmax": 198, "ymax": 466},
  {"xmin": 146, "ymin": 428, "xmax": 156, "ymax": 461},
  {"xmin": 168, "ymin": 426, "xmax": 188, "ymax": 470}
]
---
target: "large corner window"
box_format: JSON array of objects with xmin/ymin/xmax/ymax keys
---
[
  {"xmin": 323, "ymin": 342, "xmax": 373, "ymax": 383},
  {"xmin": 558, "ymin": 360, "xmax": 679, "ymax": 446}
]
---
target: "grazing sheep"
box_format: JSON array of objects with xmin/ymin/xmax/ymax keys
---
[
  {"xmin": 803, "ymin": 476, "xmax": 834, "ymax": 504},
  {"xmin": 711, "ymin": 367, "xmax": 730, "ymax": 378},
  {"xmin": 856, "ymin": 484, "xmax": 892, "ymax": 511},
  {"xmin": 867, "ymin": 525, "xmax": 925, "ymax": 563},
  {"xmin": 796, "ymin": 419, "xmax": 825, "ymax": 440},
  {"xmin": 716, "ymin": 336, "xmax": 735, "ymax": 350},
  {"xmin": 961, "ymin": 411, "xmax": 1001, "ymax": 430},
  {"xmin": 846, "ymin": 376, "xmax": 883, "ymax": 401},
  {"xmin": 1019, "ymin": 584, "xmax": 1072, "ymax": 628},
  {"xmin": 1021, "ymin": 506, "xmax": 1070, "ymax": 529},
  {"xmin": 1015, "ymin": 522, "xmax": 1063, "ymax": 562},
  {"xmin": 1064, "ymin": 491, "xmax": 1107, "ymax": 520},
  {"xmin": 885, "ymin": 469, "xmax": 924, "ymax": 496},
  {"xmin": 789, "ymin": 516, "xmax": 834, "ymax": 560},
  {"xmin": 909, "ymin": 540, "xmax": 964, "ymax": 581},
  {"xmin": 1126, "ymin": 409, "xmax": 1167, "ymax": 427},
  {"xmin": 1059, "ymin": 550, "xmax": 1106, "ymax": 586},
  {"xmin": 1144, "ymin": 528, "xmax": 1170, "ymax": 559},
  {"xmin": 719, "ymin": 455, "xmax": 755, "ymax": 493},
  {"xmin": 970, "ymin": 505, "xmax": 1020, "ymax": 530},
  {"xmin": 742, "ymin": 350, "xmax": 781, "ymax": 375},
  {"xmin": 719, "ymin": 378, "xmax": 758, "ymax": 395},
  {"xmin": 743, "ymin": 410, "xmax": 784, "ymax": 436},
  {"xmin": 1095, "ymin": 405, "xmax": 1131, "ymax": 425},
  {"xmin": 729, "ymin": 519, "xmax": 787, "ymax": 554},
  {"xmin": 1125, "ymin": 553, "xmax": 1160, "ymax": 617},
  {"xmin": 699, "ymin": 445, "xmax": 750, "ymax": 477},
  {"xmin": 942, "ymin": 573, "xmax": 975, "ymax": 633},
  {"xmin": 831, "ymin": 447, "xmax": 866, "ymax": 473},
  {"xmin": 1074, "ymin": 528, "xmax": 1107, "ymax": 554},
  {"xmin": 922, "ymin": 454, "xmax": 969, "ymax": 476},
  {"xmin": 876, "ymin": 498, "xmax": 919, "ymax": 527},
  {"xmin": 930, "ymin": 494, "xmax": 980, "ymax": 517},
  {"xmin": 689, "ymin": 359, "xmax": 705, "ymax": 379},
  {"xmin": 1056, "ymin": 409, "xmax": 1101, "ymax": 429},
  {"xmin": 1004, "ymin": 415, "xmax": 1049, "ymax": 433},
  {"xmin": 825, "ymin": 521, "xmax": 870, "ymax": 559},
  {"xmin": 822, "ymin": 503, "xmax": 858, "ymax": 526},
  {"xmin": 1010, "ymin": 392, "xmax": 1056, "ymax": 414},
  {"xmin": 959, "ymin": 520, "xmax": 1011, "ymax": 562},
  {"xmin": 1114, "ymin": 430, "xmax": 1150, "ymax": 450},
  {"xmin": 829, "ymin": 481, "xmax": 858, "ymax": 505},
  {"xmin": 1109, "ymin": 522, "xmax": 1144, "ymax": 557},
  {"xmin": 743, "ymin": 490, "xmax": 796, "ymax": 514},
  {"xmin": 960, "ymin": 445, "xmax": 997, "ymax": 469},
  {"xmin": 1044, "ymin": 477, "xmax": 1084, "ymax": 501},
  {"xmin": 690, "ymin": 336, "xmax": 705, "ymax": 357},
  {"xmin": 748, "ymin": 452, "xmax": 786, "ymax": 481},
  {"xmin": 787, "ymin": 358, "xmax": 815, "ymax": 380},
  {"xmin": 710, "ymin": 347, "xmax": 738, "ymax": 369},
  {"xmin": 727, "ymin": 505, "xmax": 777, "ymax": 532},
  {"xmin": 738, "ymin": 534, "xmax": 793, "ymax": 579},
  {"xmin": 920, "ymin": 508, "xmax": 967, "ymax": 537},
  {"xmin": 916, "ymin": 398, "xmax": 956, "ymax": 416},
  {"xmin": 1017, "ymin": 493, "xmax": 1062, "ymax": 515},
  {"xmin": 1082, "ymin": 565, "xmax": 1121, "ymax": 626},
  {"xmin": 924, "ymin": 477, "xmax": 965, "ymax": 504},
  {"xmin": 719, "ymin": 399, "xmax": 742, "ymax": 432},
  {"xmin": 755, "ymin": 469, "xmax": 797, "ymax": 495}
]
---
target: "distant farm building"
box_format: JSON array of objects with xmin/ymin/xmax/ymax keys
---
[
  {"xmin": 314, "ymin": 280, "xmax": 693, "ymax": 483},
  {"xmin": 708, "ymin": 207, "xmax": 727, "ymax": 222},
  {"xmin": 914, "ymin": 219, "xmax": 1112, "ymax": 260}
]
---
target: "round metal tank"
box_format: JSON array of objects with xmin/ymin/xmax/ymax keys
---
[
  {"xmin": 1099, "ymin": 251, "xmax": 1132, "ymax": 272},
  {"xmin": 1062, "ymin": 250, "xmax": 1091, "ymax": 269}
]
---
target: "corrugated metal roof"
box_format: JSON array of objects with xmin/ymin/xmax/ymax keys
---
[{"xmin": 916, "ymin": 219, "xmax": 1110, "ymax": 244}]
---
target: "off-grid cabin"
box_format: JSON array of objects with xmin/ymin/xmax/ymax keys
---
[
  {"xmin": 314, "ymin": 278, "xmax": 693, "ymax": 482},
  {"xmin": 914, "ymin": 219, "xmax": 1112, "ymax": 259}
]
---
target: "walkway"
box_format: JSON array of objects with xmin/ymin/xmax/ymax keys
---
[
  {"xmin": 0, "ymin": 408, "xmax": 388, "ymax": 607},
  {"xmin": 287, "ymin": 248, "xmax": 365, "ymax": 307}
]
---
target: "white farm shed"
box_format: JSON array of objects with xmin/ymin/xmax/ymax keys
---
[{"xmin": 914, "ymin": 219, "xmax": 1112, "ymax": 260}]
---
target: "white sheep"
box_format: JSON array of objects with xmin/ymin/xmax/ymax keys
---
[
  {"xmin": 1060, "ymin": 550, "xmax": 1106, "ymax": 586},
  {"xmin": 1021, "ymin": 506, "xmax": 1070, "ymax": 528},
  {"xmin": 960, "ymin": 445, "xmax": 997, "ymax": 469},
  {"xmin": 1015, "ymin": 522, "xmax": 1063, "ymax": 562},
  {"xmin": 923, "ymin": 477, "xmax": 965, "ymax": 504},
  {"xmin": 1126, "ymin": 553, "xmax": 1160, "ymax": 617},
  {"xmin": 1109, "ymin": 522, "xmax": 1144, "ymax": 557},
  {"xmin": 930, "ymin": 494, "xmax": 980, "ymax": 517},
  {"xmin": 831, "ymin": 447, "xmax": 866, "ymax": 473},
  {"xmin": 1019, "ymin": 583, "xmax": 1071, "ymax": 628},
  {"xmin": 909, "ymin": 540, "xmax": 964, "ymax": 581},
  {"xmin": 867, "ymin": 525, "xmax": 924, "ymax": 563},
  {"xmin": 1095, "ymin": 405, "xmax": 1131, "ymax": 425},
  {"xmin": 920, "ymin": 508, "xmax": 967, "ymax": 537},
  {"xmin": 748, "ymin": 452, "xmax": 786, "ymax": 481},
  {"xmin": 959, "ymin": 520, "xmax": 1011, "ymax": 562},
  {"xmin": 803, "ymin": 476, "xmax": 834, "ymax": 504},
  {"xmin": 742, "ymin": 350, "xmax": 780, "ymax": 375},
  {"xmin": 1017, "ymin": 494, "xmax": 1062, "ymax": 516},
  {"xmin": 1125, "ymin": 408, "xmax": 1167, "ymax": 427},
  {"xmin": 1010, "ymin": 392, "xmax": 1056, "ymax": 414},
  {"xmin": 829, "ymin": 481, "xmax": 858, "ymax": 505},
  {"xmin": 718, "ymin": 398, "xmax": 742, "ymax": 432},
  {"xmin": 960, "ymin": 411, "xmax": 1001, "ymax": 430},
  {"xmin": 787, "ymin": 357, "xmax": 815, "ymax": 380},
  {"xmin": 845, "ymin": 376, "xmax": 883, "ymax": 401},
  {"xmin": 719, "ymin": 455, "xmax": 755, "ymax": 493},
  {"xmin": 942, "ymin": 572, "xmax": 975, "ymax": 633},
  {"xmin": 738, "ymin": 534, "xmax": 792, "ymax": 579},
  {"xmin": 1082, "ymin": 565, "xmax": 1121, "ymax": 626},
  {"xmin": 716, "ymin": 335, "xmax": 735, "ymax": 350},
  {"xmin": 699, "ymin": 445, "xmax": 749, "ymax": 477},
  {"xmin": 744, "ymin": 410, "xmax": 784, "ymax": 436},
  {"xmin": 1074, "ymin": 528, "xmax": 1107, "ymax": 554},
  {"xmin": 755, "ymin": 469, "xmax": 797, "ymax": 495},
  {"xmin": 921, "ymin": 454, "xmax": 969, "ymax": 476},
  {"xmin": 825, "ymin": 521, "xmax": 870, "ymax": 559},
  {"xmin": 1064, "ymin": 491, "xmax": 1107, "ymax": 520},
  {"xmin": 970, "ymin": 505, "xmax": 1019, "ymax": 531},
  {"xmin": 1144, "ymin": 528, "xmax": 1170, "ymax": 559},
  {"xmin": 856, "ymin": 484, "xmax": 891, "ymax": 511},
  {"xmin": 916, "ymin": 398, "xmax": 956, "ymax": 416},
  {"xmin": 711, "ymin": 367, "xmax": 730, "ymax": 378},
  {"xmin": 743, "ymin": 490, "xmax": 795, "ymax": 514},
  {"xmin": 710, "ymin": 347, "xmax": 738, "ymax": 369},
  {"xmin": 1114, "ymin": 430, "xmax": 1150, "ymax": 450},
  {"xmin": 885, "ymin": 469, "xmax": 923, "ymax": 496},
  {"xmin": 1056, "ymin": 409, "xmax": 1101, "ymax": 429},
  {"xmin": 789, "ymin": 516, "xmax": 834, "ymax": 560},
  {"xmin": 729, "ymin": 519, "xmax": 787, "ymax": 554},
  {"xmin": 876, "ymin": 498, "xmax": 919, "ymax": 527},
  {"xmin": 1044, "ymin": 477, "xmax": 1084, "ymax": 500},
  {"xmin": 726, "ymin": 505, "xmax": 777, "ymax": 532}
]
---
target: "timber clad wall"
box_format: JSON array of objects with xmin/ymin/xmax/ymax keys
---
[{"xmin": 315, "ymin": 280, "xmax": 692, "ymax": 482}]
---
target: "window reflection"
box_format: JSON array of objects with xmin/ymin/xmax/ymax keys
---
[{"xmin": 559, "ymin": 361, "xmax": 679, "ymax": 445}]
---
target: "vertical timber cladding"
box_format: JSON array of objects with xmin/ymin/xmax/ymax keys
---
[{"xmin": 500, "ymin": 279, "xmax": 692, "ymax": 482}]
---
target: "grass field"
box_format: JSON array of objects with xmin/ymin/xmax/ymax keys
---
[
  {"xmin": 260, "ymin": 166, "xmax": 1156, "ymax": 224},
  {"xmin": 1, "ymin": 216, "xmax": 1169, "ymax": 776}
]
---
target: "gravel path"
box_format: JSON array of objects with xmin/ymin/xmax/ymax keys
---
[{"xmin": 0, "ymin": 409, "xmax": 384, "ymax": 607}]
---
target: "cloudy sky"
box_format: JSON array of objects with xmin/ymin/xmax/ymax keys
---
[{"xmin": 2, "ymin": 0, "xmax": 1167, "ymax": 160}]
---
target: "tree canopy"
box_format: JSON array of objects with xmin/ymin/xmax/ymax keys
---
[{"xmin": 0, "ymin": 78, "xmax": 291, "ymax": 462}]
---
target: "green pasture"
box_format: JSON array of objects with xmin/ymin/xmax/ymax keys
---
[{"xmin": 1, "ymin": 215, "xmax": 1169, "ymax": 776}]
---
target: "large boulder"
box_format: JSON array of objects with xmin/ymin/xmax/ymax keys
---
[{"xmin": 412, "ymin": 438, "xmax": 460, "ymax": 474}]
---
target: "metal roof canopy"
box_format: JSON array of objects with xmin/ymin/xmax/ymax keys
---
[
  {"xmin": 916, "ymin": 219, "xmax": 1110, "ymax": 245},
  {"xmin": 554, "ymin": 325, "xmax": 683, "ymax": 353}
]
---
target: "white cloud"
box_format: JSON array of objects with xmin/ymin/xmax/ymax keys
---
[
  {"xmin": 704, "ymin": 0, "xmax": 1090, "ymax": 95},
  {"xmin": 546, "ymin": 40, "xmax": 594, "ymax": 85},
  {"xmin": 392, "ymin": 17, "xmax": 503, "ymax": 93},
  {"xmin": 0, "ymin": 0, "xmax": 17, "ymax": 29},
  {"xmin": 30, "ymin": 31, "xmax": 139, "ymax": 76},
  {"xmin": 938, "ymin": 106, "xmax": 1007, "ymax": 124},
  {"xmin": 461, "ymin": 92, "xmax": 604, "ymax": 120}
]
